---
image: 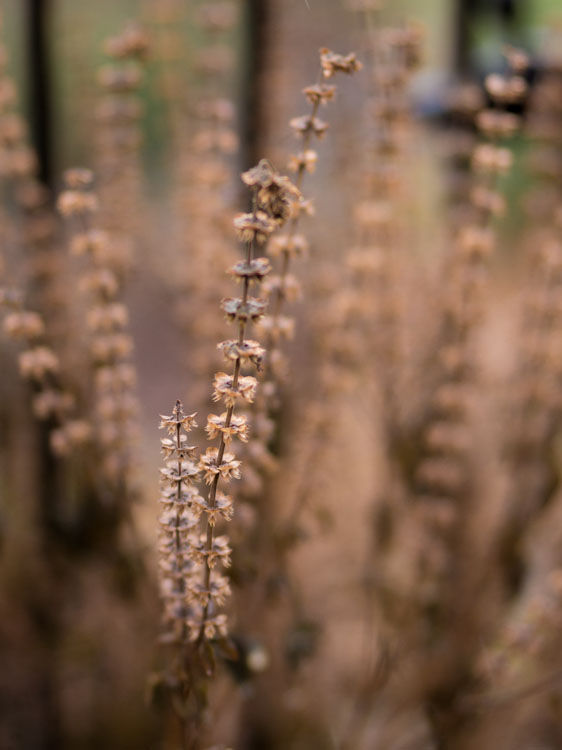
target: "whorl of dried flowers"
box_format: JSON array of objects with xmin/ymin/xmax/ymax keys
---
[
  {"xmin": 410, "ymin": 55, "xmax": 527, "ymax": 609},
  {"xmin": 196, "ymin": 159, "xmax": 298, "ymax": 639},
  {"xmin": 315, "ymin": 12, "xmax": 423, "ymax": 403},
  {"xmin": 232, "ymin": 48, "xmax": 361, "ymax": 509},
  {"xmin": 484, "ymin": 61, "xmax": 562, "ymax": 657},
  {"xmin": 57, "ymin": 168, "xmax": 139, "ymax": 489},
  {"xmin": 154, "ymin": 162, "xmax": 299, "ymax": 737},
  {"xmin": 509, "ymin": 64, "xmax": 562, "ymax": 464},
  {"xmin": 95, "ymin": 22, "xmax": 149, "ymax": 274},
  {"xmin": 265, "ymin": 47, "xmax": 362, "ymax": 377},
  {"xmin": 0, "ymin": 287, "xmax": 91, "ymax": 456}
]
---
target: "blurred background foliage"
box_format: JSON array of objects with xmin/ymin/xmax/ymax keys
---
[{"xmin": 3, "ymin": 1, "xmax": 562, "ymax": 749}]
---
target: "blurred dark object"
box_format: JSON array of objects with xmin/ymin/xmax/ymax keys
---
[
  {"xmin": 27, "ymin": 0, "xmax": 52, "ymax": 187},
  {"xmin": 454, "ymin": 0, "xmax": 526, "ymax": 75},
  {"xmin": 243, "ymin": 0, "xmax": 271, "ymax": 168}
]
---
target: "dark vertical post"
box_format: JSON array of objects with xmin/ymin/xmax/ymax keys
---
[
  {"xmin": 25, "ymin": 4, "xmax": 61, "ymax": 748},
  {"xmin": 242, "ymin": 0, "xmax": 271, "ymax": 168},
  {"xmin": 453, "ymin": 0, "xmax": 475, "ymax": 77},
  {"xmin": 27, "ymin": 0, "xmax": 53, "ymax": 187}
]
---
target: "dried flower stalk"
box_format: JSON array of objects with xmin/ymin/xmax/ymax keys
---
[
  {"xmin": 57, "ymin": 168, "xmax": 139, "ymax": 492},
  {"xmin": 154, "ymin": 161, "xmax": 299, "ymax": 747}
]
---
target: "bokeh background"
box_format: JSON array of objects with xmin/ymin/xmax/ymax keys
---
[{"xmin": 3, "ymin": 1, "xmax": 562, "ymax": 749}]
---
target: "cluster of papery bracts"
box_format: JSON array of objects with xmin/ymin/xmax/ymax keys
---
[{"xmin": 158, "ymin": 160, "xmax": 301, "ymax": 644}]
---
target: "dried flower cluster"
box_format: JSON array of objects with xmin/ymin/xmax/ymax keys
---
[
  {"xmin": 96, "ymin": 22, "xmax": 149, "ymax": 273},
  {"xmin": 0, "ymin": 287, "xmax": 90, "ymax": 455},
  {"xmin": 235, "ymin": 47, "xmax": 363, "ymax": 516},
  {"xmin": 57, "ymin": 168, "xmax": 138, "ymax": 487}
]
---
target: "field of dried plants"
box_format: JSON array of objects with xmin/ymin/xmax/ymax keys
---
[{"xmin": 3, "ymin": 0, "xmax": 562, "ymax": 748}]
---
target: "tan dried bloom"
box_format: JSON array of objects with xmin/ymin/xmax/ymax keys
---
[
  {"xmin": 206, "ymin": 412, "xmax": 249, "ymax": 443},
  {"xmin": 190, "ymin": 490, "xmax": 234, "ymax": 525},
  {"xmin": 288, "ymin": 149, "xmax": 318, "ymax": 174},
  {"xmin": 57, "ymin": 190, "xmax": 98, "ymax": 217},
  {"xmin": 218, "ymin": 338, "xmax": 265, "ymax": 369},
  {"xmin": 262, "ymin": 273, "xmax": 302, "ymax": 302},
  {"xmin": 354, "ymin": 200, "xmax": 393, "ymax": 228},
  {"xmin": 346, "ymin": 247, "xmax": 384, "ymax": 274},
  {"xmin": 160, "ymin": 462, "xmax": 201, "ymax": 487},
  {"xmin": 212, "ymin": 372, "xmax": 258, "ymax": 406},
  {"xmin": 187, "ymin": 534, "xmax": 232, "ymax": 569},
  {"xmin": 104, "ymin": 23, "xmax": 149, "ymax": 60},
  {"xmin": 221, "ymin": 296, "xmax": 267, "ymax": 322},
  {"xmin": 476, "ymin": 109, "xmax": 520, "ymax": 138},
  {"xmin": 302, "ymin": 83, "xmax": 336, "ymax": 106},
  {"xmin": 90, "ymin": 333, "xmax": 133, "ymax": 361},
  {"xmin": 256, "ymin": 314, "xmax": 295, "ymax": 342},
  {"xmin": 187, "ymin": 613, "xmax": 228, "ymax": 642},
  {"xmin": 229, "ymin": 257, "xmax": 272, "ymax": 282},
  {"xmin": 233, "ymin": 211, "xmax": 277, "ymax": 244},
  {"xmin": 19, "ymin": 346, "xmax": 59, "ymax": 380},
  {"xmin": 159, "ymin": 513, "xmax": 199, "ymax": 542},
  {"xmin": 97, "ymin": 393, "xmax": 138, "ymax": 421},
  {"xmin": 96, "ymin": 97, "xmax": 143, "ymax": 124},
  {"xmin": 199, "ymin": 448, "xmax": 241, "ymax": 484},
  {"xmin": 472, "ymin": 143, "xmax": 513, "ymax": 174},
  {"xmin": 97, "ymin": 64, "xmax": 143, "ymax": 92},
  {"xmin": 50, "ymin": 420, "xmax": 91, "ymax": 456},
  {"xmin": 457, "ymin": 226, "xmax": 495, "ymax": 259},
  {"xmin": 470, "ymin": 186, "xmax": 506, "ymax": 216},
  {"xmin": 319, "ymin": 48, "xmax": 362, "ymax": 78},
  {"xmin": 63, "ymin": 168, "xmax": 94, "ymax": 189},
  {"xmin": 188, "ymin": 572, "xmax": 231, "ymax": 607},
  {"xmin": 269, "ymin": 233, "xmax": 309, "ymax": 258},
  {"xmin": 241, "ymin": 159, "xmax": 278, "ymax": 188},
  {"xmin": 3, "ymin": 311, "xmax": 44, "ymax": 340},
  {"xmin": 70, "ymin": 229, "xmax": 110, "ymax": 258},
  {"xmin": 32, "ymin": 390, "xmax": 75, "ymax": 420},
  {"xmin": 87, "ymin": 303, "xmax": 128, "ymax": 333},
  {"xmin": 160, "ymin": 434, "xmax": 197, "ymax": 461},
  {"xmin": 159, "ymin": 407, "xmax": 198, "ymax": 435},
  {"xmin": 79, "ymin": 269, "xmax": 119, "ymax": 298},
  {"xmin": 242, "ymin": 162, "xmax": 301, "ymax": 223},
  {"xmin": 195, "ymin": 97, "xmax": 235, "ymax": 123},
  {"xmin": 484, "ymin": 73, "xmax": 527, "ymax": 104},
  {"xmin": 289, "ymin": 114, "xmax": 329, "ymax": 139},
  {"xmin": 95, "ymin": 363, "xmax": 137, "ymax": 391}
]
